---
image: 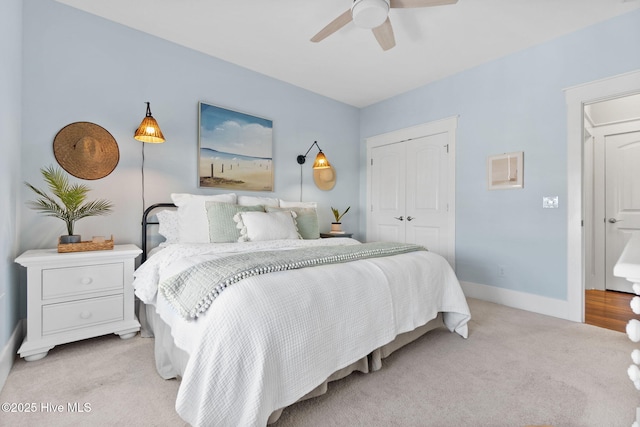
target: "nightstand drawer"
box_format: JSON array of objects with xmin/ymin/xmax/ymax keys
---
[
  {"xmin": 42, "ymin": 263, "xmax": 123, "ymax": 299},
  {"xmin": 42, "ymin": 295, "xmax": 124, "ymax": 335}
]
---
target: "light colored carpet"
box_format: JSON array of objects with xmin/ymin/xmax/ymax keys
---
[{"xmin": 1, "ymin": 298, "xmax": 637, "ymax": 426}]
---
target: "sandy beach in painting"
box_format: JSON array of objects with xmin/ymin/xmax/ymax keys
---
[{"xmin": 199, "ymin": 151, "xmax": 273, "ymax": 191}]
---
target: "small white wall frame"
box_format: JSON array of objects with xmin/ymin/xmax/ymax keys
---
[{"xmin": 487, "ymin": 151, "xmax": 523, "ymax": 190}]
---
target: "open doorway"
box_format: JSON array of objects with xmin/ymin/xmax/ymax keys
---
[
  {"xmin": 583, "ymin": 94, "xmax": 640, "ymax": 293},
  {"xmin": 582, "ymin": 94, "xmax": 640, "ymax": 331},
  {"xmin": 565, "ymin": 69, "xmax": 640, "ymax": 323}
]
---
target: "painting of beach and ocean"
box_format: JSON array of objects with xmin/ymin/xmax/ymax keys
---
[{"xmin": 198, "ymin": 102, "xmax": 273, "ymax": 191}]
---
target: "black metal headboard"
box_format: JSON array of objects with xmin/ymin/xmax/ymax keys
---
[{"xmin": 141, "ymin": 202, "xmax": 176, "ymax": 263}]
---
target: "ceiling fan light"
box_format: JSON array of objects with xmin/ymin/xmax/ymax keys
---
[{"xmin": 352, "ymin": 0, "xmax": 389, "ymax": 29}]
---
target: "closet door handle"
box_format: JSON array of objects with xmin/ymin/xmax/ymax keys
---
[
  {"xmin": 406, "ymin": 216, "xmax": 414, "ymax": 221},
  {"xmin": 394, "ymin": 216, "xmax": 404, "ymax": 221},
  {"xmin": 608, "ymin": 218, "xmax": 622, "ymax": 224}
]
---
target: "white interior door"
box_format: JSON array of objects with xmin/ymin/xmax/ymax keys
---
[
  {"xmin": 605, "ymin": 130, "xmax": 640, "ymax": 293},
  {"xmin": 405, "ymin": 134, "xmax": 449, "ymax": 256},
  {"xmin": 369, "ymin": 142, "xmax": 406, "ymax": 242}
]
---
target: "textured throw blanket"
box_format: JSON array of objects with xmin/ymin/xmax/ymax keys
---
[{"xmin": 159, "ymin": 241, "xmax": 426, "ymax": 319}]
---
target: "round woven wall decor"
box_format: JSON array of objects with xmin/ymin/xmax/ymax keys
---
[
  {"xmin": 313, "ymin": 166, "xmax": 336, "ymax": 191},
  {"xmin": 53, "ymin": 122, "xmax": 119, "ymax": 180}
]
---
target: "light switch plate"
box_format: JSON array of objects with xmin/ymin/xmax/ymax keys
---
[{"xmin": 543, "ymin": 196, "xmax": 558, "ymax": 209}]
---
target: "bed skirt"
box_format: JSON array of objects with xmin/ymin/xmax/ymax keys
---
[{"xmin": 140, "ymin": 302, "xmax": 444, "ymax": 424}]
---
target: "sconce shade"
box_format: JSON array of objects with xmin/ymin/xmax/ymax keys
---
[
  {"xmin": 297, "ymin": 141, "xmax": 331, "ymax": 168},
  {"xmin": 312, "ymin": 151, "xmax": 331, "ymax": 169},
  {"xmin": 134, "ymin": 102, "xmax": 165, "ymax": 143}
]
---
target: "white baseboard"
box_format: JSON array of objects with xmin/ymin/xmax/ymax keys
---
[
  {"xmin": 0, "ymin": 319, "xmax": 25, "ymax": 393},
  {"xmin": 461, "ymin": 281, "xmax": 573, "ymax": 321}
]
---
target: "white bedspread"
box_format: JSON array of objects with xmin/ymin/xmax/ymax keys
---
[{"xmin": 133, "ymin": 239, "xmax": 471, "ymax": 426}]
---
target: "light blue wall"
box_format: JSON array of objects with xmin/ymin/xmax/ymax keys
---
[
  {"xmin": 19, "ymin": 0, "xmax": 360, "ymax": 257},
  {"xmin": 360, "ymin": 9, "xmax": 640, "ymax": 300},
  {"xmin": 0, "ymin": 0, "xmax": 23, "ymax": 378},
  {"xmin": 7, "ymin": 0, "xmax": 640, "ymax": 365}
]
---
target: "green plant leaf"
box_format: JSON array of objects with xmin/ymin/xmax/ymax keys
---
[
  {"xmin": 331, "ymin": 206, "xmax": 350, "ymax": 222},
  {"xmin": 25, "ymin": 165, "xmax": 113, "ymax": 235}
]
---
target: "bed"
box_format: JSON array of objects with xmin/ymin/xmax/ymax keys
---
[{"xmin": 133, "ymin": 193, "xmax": 471, "ymax": 426}]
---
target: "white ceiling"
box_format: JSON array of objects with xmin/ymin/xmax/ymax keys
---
[{"xmin": 55, "ymin": 0, "xmax": 640, "ymax": 108}]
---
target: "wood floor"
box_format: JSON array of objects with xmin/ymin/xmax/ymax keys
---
[{"xmin": 585, "ymin": 289, "xmax": 640, "ymax": 333}]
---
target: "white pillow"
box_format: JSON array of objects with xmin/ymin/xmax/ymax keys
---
[
  {"xmin": 156, "ymin": 210, "xmax": 179, "ymax": 244},
  {"xmin": 171, "ymin": 193, "xmax": 237, "ymax": 243},
  {"xmin": 265, "ymin": 206, "xmax": 319, "ymax": 239},
  {"xmin": 234, "ymin": 210, "xmax": 301, "ymax": 242},
  {"xmin": 279, "ymin": 200, "xmax": 318, "ymax": 208},
  {"xmin": 237, "ymin": 195, "xmax": 279, "ymax": 207}
]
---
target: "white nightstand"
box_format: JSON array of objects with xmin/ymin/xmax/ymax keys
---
[{"xmin": 15, "ymin": 244, "xmax": 142, "ymax": 361}]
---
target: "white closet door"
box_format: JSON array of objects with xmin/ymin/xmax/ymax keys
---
[
  {"xmin": 366, "ymin": 117, "xmax": 456, "ymax": 267},
  {"xmin": 405, "ymin": 134, "xmax": 449, "ymax": 257},
  {"xmin": 369, "ymin": 142, "xmax": 406, "ymax": 242}
]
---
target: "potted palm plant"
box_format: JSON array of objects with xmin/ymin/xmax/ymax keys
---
[
  {"xmin": 25, "ymin": 165, "xmax": 114, "ymax": 244},
  {"xmin": 330, "ymin": 206, "xmax": 350, "ymax": 233}
]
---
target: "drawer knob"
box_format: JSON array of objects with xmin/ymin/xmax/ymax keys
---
[
  {"xmin": 80, "ymin": 277, "xmax": 93, "ymax": 285},
  {"xmin": 79, "ymin": 311, "xmax": 92, "ymax": 320}
]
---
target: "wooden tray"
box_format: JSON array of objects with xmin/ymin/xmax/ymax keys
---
[{"xmin": 58, "ymin": 235, "xmax": 114, "ymax": 253}]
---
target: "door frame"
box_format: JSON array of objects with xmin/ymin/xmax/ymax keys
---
[
  {"xmin": 565, "ymin": 69, "xmax": 640, "ymax": 322},
  {"xmin": 364, "ymin": 116, "xmax": 457, "ymax": 268}
]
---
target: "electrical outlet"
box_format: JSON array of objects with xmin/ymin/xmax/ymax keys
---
[{"xmin": 498, "ymin": 265, "xmax": 506, "ymax": 277}]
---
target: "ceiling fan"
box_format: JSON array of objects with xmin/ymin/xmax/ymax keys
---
[{"xmin": 311, "ymin": 0, "xmax": 458, "ymax": 51}]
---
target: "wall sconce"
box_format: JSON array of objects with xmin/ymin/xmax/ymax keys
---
[
  {"xmin": 297, "ymin": 141, "xmax": 336, "ymax": 196},
  {"xmin": 134, "ymin": 102, "xmax": 164, "ymax": 210},
  {"xmin": 134, "ymin": 102, "xmax": 165, "ymax": 143},
  {"xmin": 297, "ymin": 141, "xmax": 331, "ymax": 169}
]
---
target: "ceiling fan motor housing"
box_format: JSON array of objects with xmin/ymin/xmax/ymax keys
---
[{"xmin": 352, "ymin": 0, "xmax": 390, "ymax": 29}]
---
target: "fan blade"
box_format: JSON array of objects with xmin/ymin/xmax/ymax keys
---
[
  {"xmin": 372, "ymin": 18, "xmax": 395, "ymax": 51},
  {"xmin": 311, "ymin": 9, "xmax": 353, "ymax": 42},
  {"xmin": 390, "ymin": 0, "xmax": 457, "ymax": 8}
]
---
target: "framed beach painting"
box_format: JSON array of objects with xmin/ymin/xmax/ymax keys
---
[
  {"xmin": 487, "ymin": 151, "xmax": 523, "ymax": 190},
  {"xmin": 198, "ymin": 102, "xmax": 274, "ymax": 191}
]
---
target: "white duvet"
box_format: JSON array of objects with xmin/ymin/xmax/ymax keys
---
[{"xmin": 133, "ymin": 239, "xmax": 471, "ymax": 427}]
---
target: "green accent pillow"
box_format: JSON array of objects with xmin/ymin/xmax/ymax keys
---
[
  {"xmin": 205, "ymin": 202, "xmax": 265, "ymax": 243},
  {"xmin": 266, "ymin": 206, "xmax": 320, "ymax": 239}
]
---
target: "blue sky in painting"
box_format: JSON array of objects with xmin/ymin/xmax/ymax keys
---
[{"xmin": 199, "ymin": 102, "xmax": 273, "ymax": 158}]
